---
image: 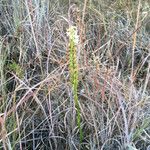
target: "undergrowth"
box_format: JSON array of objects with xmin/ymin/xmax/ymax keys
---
[{"xmin": 0, "ymin": 0, "xmax": 150, "ymax": 149}]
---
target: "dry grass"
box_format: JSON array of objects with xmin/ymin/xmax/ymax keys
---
[{"xmin": 0, "ymin": 0, "xmax": 150, "ymax": 149}]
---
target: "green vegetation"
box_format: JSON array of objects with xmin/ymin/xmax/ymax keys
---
[
  {"xmin": 0, "ymin": 0, "xmax": 150, "ymax": 149},
  {"xmin": 67, "ymin": 26, "xmax": 83, "ymax": 142}
]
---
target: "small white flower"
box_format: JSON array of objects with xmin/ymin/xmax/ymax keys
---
[{"xmin": 67, "ymin": 26, "xmax": 79, "ymax": 45}]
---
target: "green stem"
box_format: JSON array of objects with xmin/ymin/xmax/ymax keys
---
[{"xmin": 68, "ymin": 31, "xmax": 83, "ymax": 143}]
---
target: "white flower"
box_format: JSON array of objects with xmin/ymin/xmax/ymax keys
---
[{"xmin": 67, "ymin": 26, "xmax": 79, "ymax": 45}]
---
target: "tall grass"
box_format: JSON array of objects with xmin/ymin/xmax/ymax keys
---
[{"xmin": 0, "ymin": 0, "xmax": 150, "ymax": 149}]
